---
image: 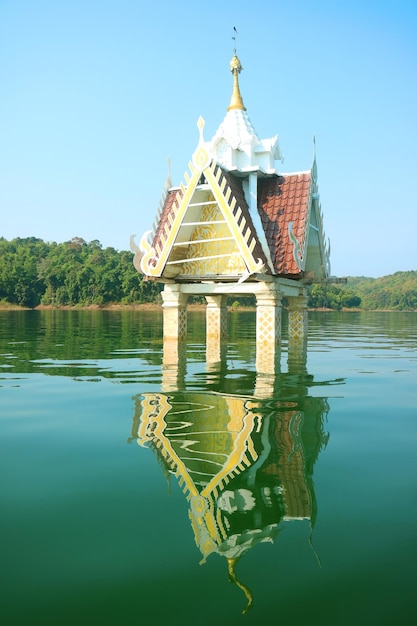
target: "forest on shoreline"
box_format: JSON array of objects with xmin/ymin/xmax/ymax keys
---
[{"xmin": 1, "ymin": 237, "xmax": 416, "ymax": 311}]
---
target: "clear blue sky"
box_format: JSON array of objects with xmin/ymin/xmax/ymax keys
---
[{"xmin": 1, "ymin": 0, "xmax": 416, "ymax": 278}]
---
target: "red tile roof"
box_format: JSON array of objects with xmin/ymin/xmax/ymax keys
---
[
  {"xmin": 258, "ymin": 172, "xmax": 311, "ymax": 277},
  {"xmin": 151, "ymin": 187, "xmax": 184, "ymax": 268}
]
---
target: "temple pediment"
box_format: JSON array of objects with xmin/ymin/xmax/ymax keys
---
[
  {"xmin": 132, "ymin": 131, "xmax": 330, "ymax": 283},
  {"xmin": 135, "ymin": 121, "xmax": 268, "ymax": 281}
]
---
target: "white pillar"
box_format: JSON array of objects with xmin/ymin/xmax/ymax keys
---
[
  {"xmin": 255, "ymin": 286, "xmax": 282, "ymax": 374},
  {"xmin": 288, "ymin": 293, "xmax": 308, "ymax": 340},
  {"xmin": 161, "ymin": 285, "xmax": 188, "ymax": 367},
  {"xmin": 161, "ymin": 285, "xmax": 188, "ymax": 341},
  {"xmin": 287, "ymin": 293, "xmax": 308, "ymax": 367}
]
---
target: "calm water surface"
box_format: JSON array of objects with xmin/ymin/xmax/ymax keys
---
[{"xmin": 1, "ymin": 310, "xmax": 416, "ymax": 626}]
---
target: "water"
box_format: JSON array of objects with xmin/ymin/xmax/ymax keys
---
[{"xmin": 1, "ymin": 310, "xmax": 416, "ymax": 626}]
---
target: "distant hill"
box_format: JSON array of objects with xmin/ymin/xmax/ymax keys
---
[
  {"xmin": 309, "ymin": 271, "xmax": 417, "ymax": 310},
  {"xmin": 342, "ymin": 271, "xmax": 417, "ymax": 310}
]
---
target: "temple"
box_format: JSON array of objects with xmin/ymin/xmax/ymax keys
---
[{"xmin": 131, "ymin": 52, "xmax": 331, "ymax": 372}]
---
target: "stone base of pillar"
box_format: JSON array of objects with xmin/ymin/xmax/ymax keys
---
[{"xmin": 161, "ymin": 285, "xmax": 188, "ymax": 341}]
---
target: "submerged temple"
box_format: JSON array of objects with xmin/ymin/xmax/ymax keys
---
[{"xmin": 131, "ymin": 52, "xmax": 331, "ymax": 372}]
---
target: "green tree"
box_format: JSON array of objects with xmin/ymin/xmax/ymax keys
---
[{"xmin": 1, "ymin": 236, "xmax": 413, "ymax": 310}]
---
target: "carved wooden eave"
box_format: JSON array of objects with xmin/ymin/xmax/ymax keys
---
[{"xmin": 133, "ymin": 117, "xmax": 269, "ymax": 282}]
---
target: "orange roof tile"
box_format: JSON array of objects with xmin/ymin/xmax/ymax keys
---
[
  {"xmin": 151, "ymin": 188, "xmax": 184, "ymax": 269},
  {"xmin": 258, "ymin": 172, "xmax": 312, "ymax": 276}
]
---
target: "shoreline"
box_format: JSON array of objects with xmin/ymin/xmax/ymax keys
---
[{"xmin": 1, "ymin": 303, "xmax": 415, "ymax": 313}]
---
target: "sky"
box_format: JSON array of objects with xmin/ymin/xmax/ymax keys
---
[{"xmin": 1, "ymin": 0, "xmax": 416, "ymax": 278}]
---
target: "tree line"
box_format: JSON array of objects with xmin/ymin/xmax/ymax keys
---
[
  {"xmin": 0, "ymin": 237, "xmax": 161, "ymax": 308},
  {"xmin": 309, "ymin": 272, "xmax": 417, "ymax": 311},
  {"xmin": 0, "ymin": 237, "xmax": 416, "ymax": 310}
]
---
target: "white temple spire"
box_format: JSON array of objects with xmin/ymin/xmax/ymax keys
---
[{"xmin": 208, "ymin": 54, "xmax": 282, "ymax": 174}]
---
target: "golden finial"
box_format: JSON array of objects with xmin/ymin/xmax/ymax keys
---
[
  {"xmin": 227, "ymin": 54, "xmax": 246, "ymax": 111},
  {"xmin": 228, "ymin": 28, "xmax": 246, "ymax": 111}
]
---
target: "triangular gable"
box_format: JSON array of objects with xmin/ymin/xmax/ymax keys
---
[{"xmin": 137, "ymin": 118, "xmax": 268, "ymax": 280}]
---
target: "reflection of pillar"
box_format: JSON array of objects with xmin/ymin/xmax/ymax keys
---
[
  {"xmin": 254, "ymin": 372, "xmax": 278, "ymax": 398},
  {"xmin": 287, "ymin": 294, "xmax": 308, "ymax": 368},
  {"xmin": 255, "ymin": 287, "xmax": 282, "ymax": 374},
  {"xmin": 206, "ymin": 295, "xmax": 227, "ymax": 364},
  {"xmin": 161, "ymin": 285, "xmax": 188, "ymax": 380},
  {"xmin": 162, "ymin": 340, "xmax": 186, "ymax": 391},
  {"xmin": 161, "ymin": 285, "xmax": 188, "ymax": 341}
]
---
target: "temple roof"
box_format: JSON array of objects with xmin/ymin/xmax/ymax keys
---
[
  {"xmin": 131, "ymin": 53, "xmax": 330, "ymax": 282},
  {"xmin": 134, "ymin": 160, "xmax": 329, "ymax": 280}
]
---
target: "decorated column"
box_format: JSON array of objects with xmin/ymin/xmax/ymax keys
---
[
  {"xmin": 161, "ymin": 285, "xmax": 188, "ymax": 340},
  {"xmin": 287, "ymin": 293, "xmax": 308, "ymax": 366},
  {"xmin": 255, "ymin": 285, "xmax": 282, "ymax": 374},
  {"xmin": 161, "ymin": 285, "xmax": 188, "ymax": 366}
]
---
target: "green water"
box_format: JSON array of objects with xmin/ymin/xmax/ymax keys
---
[{"xmin": 1, "ymin": 310, "xmax": 416, "ymax": 626}]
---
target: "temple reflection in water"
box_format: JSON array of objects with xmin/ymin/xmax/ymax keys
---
[{"xmin": 130, "ymin": 341, "xmax": 338, "ymax": 613}]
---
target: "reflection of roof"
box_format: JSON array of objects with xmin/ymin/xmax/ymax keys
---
[
  {"xmin": 136, "ymin": 392, "xmax": 259, "ymax": 500},
  {"xmin": 134, "ymin": 391, "xmax": 328, "ymax": 523},
  {"xmin": 258, "ymin": 172, "xmax": 311, "ymax": 276}
]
